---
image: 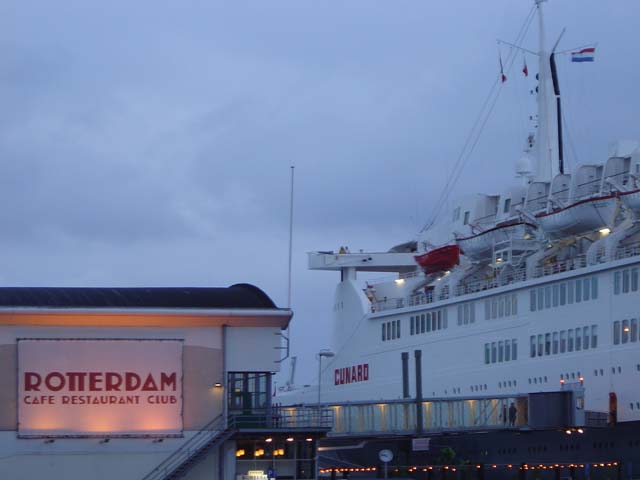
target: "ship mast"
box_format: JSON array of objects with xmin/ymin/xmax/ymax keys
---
[{"xmin": 534, "ymin": 0, "xmax": 561, "ymax": 183}]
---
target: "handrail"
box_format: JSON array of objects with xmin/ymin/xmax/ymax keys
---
[{"xmin": 142, "ymin": 414, "xmax": 227, "ymax": 480}]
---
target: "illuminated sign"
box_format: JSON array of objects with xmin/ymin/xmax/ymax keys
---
[
  {"xmin": 18, "ymin": 339, "xmax": 183, "ymax": 437},
  {"xmin": 334, "ymin": 363, "xmax": 369, "ymax": 385}
]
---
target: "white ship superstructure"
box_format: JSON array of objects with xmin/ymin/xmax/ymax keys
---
[{"xmin": 294, "ymin": 0, "xmax": 640, "ymax": 423}]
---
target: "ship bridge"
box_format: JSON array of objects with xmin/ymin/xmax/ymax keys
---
[{"xmin": 308, "ymin": 251, "xmax": 417, "ymax": 273}]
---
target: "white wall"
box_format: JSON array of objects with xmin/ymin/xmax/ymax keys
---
[{"xmin": 225, "ymin": 327, "xmax": 283, "ymax": 372}]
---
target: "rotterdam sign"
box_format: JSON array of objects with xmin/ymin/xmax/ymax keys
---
[{"xmin": 18, "ymin": 338, "xmax": 183, "ymax": 437}]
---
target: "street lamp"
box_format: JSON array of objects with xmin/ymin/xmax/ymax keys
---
[{"xmin": 317, "ymin": 349, "xmax": 335, "ymax": 406}]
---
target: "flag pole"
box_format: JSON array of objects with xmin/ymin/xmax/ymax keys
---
[{"xmin": 287, "ymin": 165, "xmax": 295, "ymax": 310}]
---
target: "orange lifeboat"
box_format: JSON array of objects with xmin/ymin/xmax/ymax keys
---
[{"xmin": 414, "ymin": 245, "xmax": 460, "ymax": 274}]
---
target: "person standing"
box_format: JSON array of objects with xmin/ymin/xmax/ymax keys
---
[{"xmin": 509, "ymin": 402, "xmax": 517, "ymax": 427}]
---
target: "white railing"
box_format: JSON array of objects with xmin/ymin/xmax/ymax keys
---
[{"xmin": 370, "ymin": 241, "xmax": 640, "ymax": 313}]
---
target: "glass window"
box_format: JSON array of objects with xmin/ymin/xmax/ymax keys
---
[
  {"xmin": 545, "ymin": 333, "xmax": 551, "ymax": 355},
  {"xmin": 382, "ymin": 324, "xmax": 386, "ymax": 341},
  {"xmin": 505, "ymin": 296, "xmax": 511, "ymax": 316},
  {"xmin": 505, "ymin": 340, "xmax": 511, "ymax": 361},
  {"xmin": 470, "ymin": 303, "xmax": 475, "ymax": 323},
  {"xmin": 614, "ymin": 271, "xmax": 621, "ymax": 295},
  {"xmin": 568, "ymin": 281, "xmax": 575, "ymax": 304},
  {"xmin": 631, "ymin": 318, "xmax": 638, "ymax": 343},
  {"xmin": 485, "ymin": 299, "xmax": 491, "ymax": 319},
  {"xmin": 592, "ymin": 277, "xmax": 598, "ymax": 299},
  {"xmin": 504, "ymin": 198, "xmax": 511, "ymax": 213},
  {"xmin": 443, "ymin": 309, "xmax": 448, "ymax": 329},
  {"xmin": 552, "ymin": 332, "xmax": 559, "ymax": 354},
  {"xmin": 632, "ymin": 269, "xmax": 639, "ymax": 292},
  {"xmin": 410, "ymin": 316, "xmax": 415, "ymax": 335},
  {"xmin": 397, "ymin": 319, "xmax": 401, "ymax": 338},
  {"xmin": 576, "ymin": 329, "xmax": 582, "ymax": 351},
  {"xmin": 537, "ymin": 287, "xmax": 544, "ymax": 310},
  {"xmin": 492, "ymin": 299, "xmax": 497, "ymax": 318},
  {"xmin": 583, "ymin": 326, "xmax": 590, "ymax": 350},
  {"xmin": 560, "ymin": 330, "xmax": 567, "ymax": 353},
  {"xmin": 530, "ymin": 290, "xmax": 537, "ymax": 312},
  {"xmin": 560, "ymin": 283, "xmax": 566, "ymax": 305},
  {"xmin": 623, "ymin": 269, "xmax": 630, "ymax": 293},
  {"xmin": 498, "ymin": 341, "xmax": 504, "ymax": 362},
  {"xmin": 491, "ymin": 342, "xmax": 497, "ymax": 363},
  {"xmin": 622, "ymin": 319, "xmax": 630, "ymax": 344},
  {"xmin": 575, "ymin": 280, "xmax": 582, "ymax": 302},
  {"xmin": 425, "ymin": 313, "xmax": 430, "ymax": 332},
  {"xmin": 553, "ymin": 285, "xmax": 559, "ymax": 307},
  {"xmin": 512, "ymin": 339, "xmax": 518, "ymax": 360},
  {"xmin": 530, "ymin": 336, "xmax": 536, "ymax": 358},
  {"xmin": 436, "ymin": 311, "xmax": 441, "ymax": 330},
  {"xmin": 464, "ymin": 211, "xmax": 470, "ymax": 225},
  {"xmin": 568, "ymin": 329, "xmax": 574, "ymax": 352},
  {"xmin": 458, "ymin": 306, "xmax": 463, "ymax": 326},
  {"xmin": 591, "ymin": 325, "xmax": 598, "ymax": 348},
  {"xmin": 392, "ymin": 321, "xmax": 397, "ymax": 339},
  {"xmin": 613, "ymin": 321, "xmax": 621, "ymax": 345},
  {"xmin": 498, "ymin": 298, "xmax": 505, "ymax": 317},
  {"xmin": 387, "ymin": 323, "xmax": 391, "ymax": 340},
  {"xmin": 512, "ymin": 294, "xmax": 518, "ymax": 315},
  {"xmin": 484, "ymin": 343, "xmax": 490, "ymax": 364},
  {"xmin": 537, "ymin": 334, "xmax": 544, "ymax": 356},
  {"xmin": 545, "ymin": 286, "xmax": 551, "ymax": 309},
  {"xmin": 583, "ymin": 278, "xmax": 590, "ymax": 301}
]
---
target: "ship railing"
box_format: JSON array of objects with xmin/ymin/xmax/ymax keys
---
[
  {"xmin": 616, "ymin": 242, "xmax": 640, "ymax": 261},
  {"xmin": 533, "ymin": 255, "xmax": 587, "ymax": 278}
]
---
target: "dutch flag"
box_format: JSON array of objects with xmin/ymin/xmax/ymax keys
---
[{"xmin": 571, "ymin": 47, "xmax": 596, "ymax": 62}]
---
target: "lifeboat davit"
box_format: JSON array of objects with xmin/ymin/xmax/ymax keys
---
[
  {"xmin": 536, "ymin": 194, "xmax": 618, "ymax": 237},
  {"xmin": 414, "ymin": 245, "xmax": 460, "ymax": 274}
]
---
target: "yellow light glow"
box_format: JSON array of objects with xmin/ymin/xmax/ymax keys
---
[
  {"xmin": 255, "ymin": 449, "xmax": 265, "ymax": 457},
  {"xmin": 236, "ymin": 449, "xmax": 245, "ymax": 457},
  {"xmin": 599, "ymin": 227, "xmax": 611, "ymax": 235},
  {"xmin": 265, "ymin": 437, "xmax": 273, "ymax": 443}
]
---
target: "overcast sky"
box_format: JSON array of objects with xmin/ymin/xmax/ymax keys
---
[{"xmin": 1, "ymin": 0, "xmax": 638, "ymax": 383}]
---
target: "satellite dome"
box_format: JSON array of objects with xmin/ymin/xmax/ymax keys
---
[{"xmin": 516, "ymin": 153, "xmax": 533, "ymax": 177}]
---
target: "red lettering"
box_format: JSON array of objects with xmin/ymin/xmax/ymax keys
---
[
  {"xmin": 45, "ymin": 372, "xmax": 65, "ymax": 391},
  {"xmin": 351, "ymin": 366, "xmax": 357, "ymax": 382},
  {"xmin": 335, "ymin": 369, "xmax": 340, "ymax": 385},
  {"xmin": 160, "ymin": 372, "xmax": 176, "ymax": 391},
  {"xmin": 89, "ymin": 372, "xmax": 103, "ymax": 391},
  {"xmin": 363, "ymin": 364, "xmax": 369, "ymax": 381},
  {"xmin": 357, "ymin": 365, "xmax": 363, "ymax": 382},
  {"xmin": 141, "ymin": 373, "xmax": 159, "ymax": 391},
  {"xmin": 67, "ymin": 372, "xmax": 86, "ymax": 391},
  {"xmin": 105, "ymin": 372, "xmax": 122, "ymax": 391},
  {"xmin": 24, "ymin": 372, "xmax": 41, "ymax": 391},
  {"xmin": 125, "ymin": 372, "xmax": 141, "ymax": 390}
]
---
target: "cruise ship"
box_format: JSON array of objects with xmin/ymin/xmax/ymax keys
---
[{"xmin": 284, "ymin": 0, "xmax": 640, "ymax": 427}]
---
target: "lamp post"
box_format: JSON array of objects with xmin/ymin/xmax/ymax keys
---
[{"xmin": 317, "ymin": 349, "xmax": 335, "ymax": 406}]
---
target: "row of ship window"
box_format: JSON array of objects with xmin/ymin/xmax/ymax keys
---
[
  {"xmin": 529, "ymin": 277, "xmax": 598, "ymax": 312},
  {"xmin": 381, "ymin": 319, "xmax": 401, "ymax": 341},
  {"xmin": 484, "ymin": 339, "xmax": 518, "ymax": 364},
  {"xmin": 409, "ymin": 309, "xmax": 448, "ymax": 335},
  {"xmin": 613, "ymin": 319, "xmax": 639, "ymax": 344},
  {"xmin": 613, "ymin": 267, "xmax": 639, "ymax": 295},
  {"xmin": 484, "ymin": 293, "xmax": 518, "ymax": 320},
  {"xmin": 529, "ymin": 325, "xmax": 598, "ymax": 358}
]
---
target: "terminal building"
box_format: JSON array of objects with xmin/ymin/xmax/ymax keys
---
[{"xmin": 0, "ymin": 284, "xmax": 331, "ymax": 480}]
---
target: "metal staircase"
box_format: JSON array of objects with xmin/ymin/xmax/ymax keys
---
[{"xmin": 142, "ymin": 414, "xmax": 233, "ymax": 480}]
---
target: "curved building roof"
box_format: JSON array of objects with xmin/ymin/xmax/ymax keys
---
[{"xmin": 0, "ymin": 283, "xmax": 278, "ymax": 310}]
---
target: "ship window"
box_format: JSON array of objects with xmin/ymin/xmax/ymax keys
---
[
  {"xmin": 491, "ymin": 342, "xmax": 497, "ymax": 363},
  {"xmin": 420, "ymin": 313, "xmax": 425, "ymax": 333},
  {"xmin": 568, "ymin": 281, "xmax": 575, "ymax": 304},
  {"xmin": 545, "ymin": 333, "xmax": 551, "ymax": 355},
  {"xmin": 387, "ymin": 322, "xmax": 392, "ymax": 341},
  {"xmin": 512, "ymin": 339, "xmax": 518, "ymax": 360},
  {"xmin": 470, "ymin": 304, "xmax": 475, "ymax": 323},
  {"xmin": 512, "ymin": 294, "xmax": 517, "ymax": 315},
  {"xmin": 453, "ymin": 207, "xmax": 461, "ymax": 222},
  {"xmin": 560, "ymin": 283, "xmax": 567, "ymax": 305},
  {"xmin": 382, "ymin": 324, "xmax": 386, "ymax": 341},
  {"xmin": 631, "ymin": 319, "xmax": 638, "ymax": 342},
  {"xmin": 583, "ymin": 326, "xmax": 590, "ymax": 350},
  {"xmin": 485, "ymin": 299, "xmax": 491, "ymax": 319},
  {"xmin": 575, "ymin": 280, "xmax": 583, "ymax": 302},
  {"xmin": 392, "ymin": 321, "xmax": 397, "ymax": 339},
  {"xmin": 397, "ymin": 319, "xmax": 401, "ymax": 338},
  {"xmin": 544, "ymin": 286, "xmax": 551, "ymax": 309},
  {"xmin": 498, "ymin": 298, "xmax": 505, "ymax": 317},
  {"xmin": 613, "ymin": 320, "xmax": 620, "ymax": 345},
  {"xmin": 503, "ymin": 198, "xmax": 511, "ymax": 213},
  {"xmin": 457, "ymin": 305, "xmax": 463, "ymax": 326},
  {"xmin": 552, "ymin": 285, "xmax": 559, "ymax": 307},
  {"xmin": 568, "ymin": 329, "xmax": 574, "ymax": 352},
  {"xmin": 576, "ymin": 330, "xmax": 582, "ymax": 351},
  {"xmin": 443, "ymin": 309, "xmax": 448, "ymax": 328},
  {"xmin": 492, "ymin": 299, "xmax": 498, "ymax": 318},
  {"xmin": 530, "ymin": 290, "xmax": 537, "ymax": 312},
  {"xmin": 505, "ymin": 297, "xmax": 511, "ymax": 316},
  {"xmin": 591, "ymin": 325, "xmax": 598, "ymax": 348},
  {"xmin": 530, "ymin": 336, "xmax": 536, "ymax": 358},
  {"xmin": 632, "ymin": 268, "xmax": 639, "ymax": 292},
  {"xmin": 552, "ymin": 332, "xmax": 559, "ymax": 354},
  {"xmin": 537, "ymin": 334, "xmax": 544, "ymax": 356},
  {"xmin": 622, "ymin": 319, "xmax": 630, "ymax": 344},
  {"xmin": 623, "ymin": 269, "xmax": 630, "ymax": 293},
  {"xmin": 560, "ymin": 330, "xmax": 567, "ymax": 353},
  {"xmin": 537, "ymin": 287, "xmax": 544, "ymax": 310},
  {"xmin": 463, "ymin": 211, "xmax": 470, "ymax": 225},
  {"xmin": 592, "ymin": 277, "xmax": 598, "ymax": 299},
  {"xmin": 435, "ymin": 311, "xmax": 440, "ymax": 330},
  {"xmin": 614, "ymin": 271, "xmax": 621, "ymax": 295},
  {"xmin": 583, "ymin": 278, "xmax": 591, "ymax": 301},
  {"xmin": 505, "ymin": 340, "xmax": 511, "ymax": 361},
  {"xmin": 484, "ymin": 343, "xmax": 490, "ymax": 364},
  {"xmin": 410, "ymin": 316, "xmax": 415, "ymax": 335}
]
